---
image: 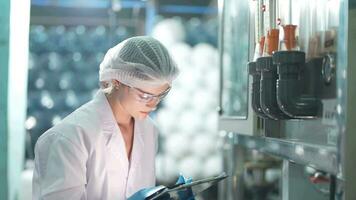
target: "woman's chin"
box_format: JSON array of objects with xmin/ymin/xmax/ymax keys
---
[{"xmin": 136, "ymin": 111, "xmax": 149, "ymax": 119}]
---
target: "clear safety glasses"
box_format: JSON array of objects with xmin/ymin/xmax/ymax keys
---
[{"xmin": 122, "ymin": 83, "xmax": 171, "ymax": 103}]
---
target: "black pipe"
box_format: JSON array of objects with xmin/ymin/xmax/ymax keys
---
[
  {"xmin": 257, "ymin": 57, "xmax": 291, "ymax": 120},
  {"xmin": 248, "ymin": 62, "xmax": 268, "ymax": 118},
  {"xmin": 329, "ymin": 175, "xmax": 336, "ymax": 200},
  {"xmin": 273, "ymin": 51, "xmax": 321, "ymax": 118}
]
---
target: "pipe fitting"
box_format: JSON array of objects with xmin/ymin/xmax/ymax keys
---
[
  {"xmin": 273, "ymin": 51, "xmax": 321, "ymax": 118},
  {"xmin": 248, "ymin": 62, "xmax": 268, "ymax": 118},
  {"xmin": 257, "ymin": 56, "xmax": 290, "ymax": 120}
]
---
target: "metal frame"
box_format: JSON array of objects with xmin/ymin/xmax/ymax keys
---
[
  {"xmin": 338, "ymin": 1, "xmax": 356, "ymax": 199},
  {"xmin": 0, "ymin": 0, "xmax": 10, "ymax": 198},
  {"xmin": 218, "ymin": 0, "xmax": 356, "ymax": 199},
  {"xmin": 0, "ymin": 0, "xmax": 31, "ymax": 199},
  {"xmin": 232, "ymin": 133, "xmax": 338, "ymax": 174},
  {"xmin": 217, "ymin": 0, "xmax": 258, "ymax": 136}
]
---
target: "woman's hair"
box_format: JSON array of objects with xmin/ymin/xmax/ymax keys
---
[{"xmin": 99, "ymin": 80, "xmax": 115, "ymax": 94}]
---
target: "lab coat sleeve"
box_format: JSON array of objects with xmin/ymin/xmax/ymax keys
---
[{"xmin": 33, "ymin": 132, "xmax": 89, "ymax": 200}]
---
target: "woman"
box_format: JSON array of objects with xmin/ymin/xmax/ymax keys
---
[{"xmin": 32, "ymin": 36, "xmax": 179, "ymax": 200}]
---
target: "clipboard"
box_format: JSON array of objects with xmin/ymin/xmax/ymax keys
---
[{"xmin": 147, "ymin": 172, "xmax": 228, "ymax": 200}]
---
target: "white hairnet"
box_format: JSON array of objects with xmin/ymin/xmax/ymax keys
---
[{"xmin": 99, "ymin": 36, "xmax": 179, "ymax": 88}]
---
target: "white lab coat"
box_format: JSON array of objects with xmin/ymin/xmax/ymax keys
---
[{"xmin": 33, "ymin": 91, "xmax": 158, "ymax": 200}]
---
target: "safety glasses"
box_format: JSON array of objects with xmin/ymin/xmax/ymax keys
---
[{"xmin": 122, "ymin": 83, "xmax": 171, "ymax": 103}]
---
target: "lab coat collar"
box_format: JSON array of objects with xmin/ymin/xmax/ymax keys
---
[{"xmin": 93, "ymin": 90, "xmax": 144, "ymax": 168}]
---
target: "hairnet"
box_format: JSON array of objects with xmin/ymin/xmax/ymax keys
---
[{"xmin": 99, "ymin": 36, "xmax": 179, "ymax": 88}]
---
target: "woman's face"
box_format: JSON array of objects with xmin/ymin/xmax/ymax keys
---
[{"xmin": 116, "ymin": 82, "xmax": 171, "ymax": 119}]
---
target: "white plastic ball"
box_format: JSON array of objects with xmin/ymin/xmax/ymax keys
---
[
  {"xmin": 191, "ymin": 43, "xmax": 218, "ymax": 70},
  {"xmin": 203, "ymin": 154, "xmax": 223, "ymax": 177},
  {"xmin": 156, "ymin": 108, "xmax": 178, "ymax": 136},
  {"xmin": 157, "ymin": 154, "xmax": 179, "ymax": 183},
  {"xmin": 203, "ymin": 67, "xmax": 220, "ymax": 93},
  {"xmin": 163, "ymin": 87, "xmax": 189, "ymax": 112},
  {"xmin": 164, "ymin": 133, "xmax": 191, "ymax": 159},
  {"xmin": 152, "ymin": 18, "xmax": 186, "ymax": 48},
  {"xmin": 168, "ymin": 42, "xmax": 192, "ymax": 69},
  {"xmin": 174, "ymin": 70, "xmax": 200, "ymax": 95},
  {"xmin": 204, "ymin": 112, "xmax": 219, "ymax": 133},
  {"xmin": 191, "ymin": 91, "xmax": 217, "ymax": 114},
  {"xmin": 191, "ymin": 134, "xmax": 216, "ymax": 158},
  {"xmin": 178, "ymin": 155, "xmax": 202, "ymax": 179},
  {"xmin": 178, "ymin": 111, "xmax": 201, "ymax": 133}
]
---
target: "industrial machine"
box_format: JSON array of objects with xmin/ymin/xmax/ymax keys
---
[{"xmin": 217, "ymin": 0, "xmax": 356, "ymax": 199}]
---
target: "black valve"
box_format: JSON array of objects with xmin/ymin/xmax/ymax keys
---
[
  {"xmin": 248, "ymin": 62, "xmax": 268, "ymax": 118},
  {"xmin": 273, "ymin": 51, "xmax": 322, "ymax": 118},
  {"xmin": 257, "ymin": 57, "xmax": 291, "ymax": 120}
]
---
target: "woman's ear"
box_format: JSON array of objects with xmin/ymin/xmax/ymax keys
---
[{"xmin": 112, "ymin": 80, "xmax": 120, "ymax": 89}]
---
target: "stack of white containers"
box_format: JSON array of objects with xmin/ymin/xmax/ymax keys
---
[{"xmin": 152, "ymin": 18, "xmax": 222, "ymax": 183}]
